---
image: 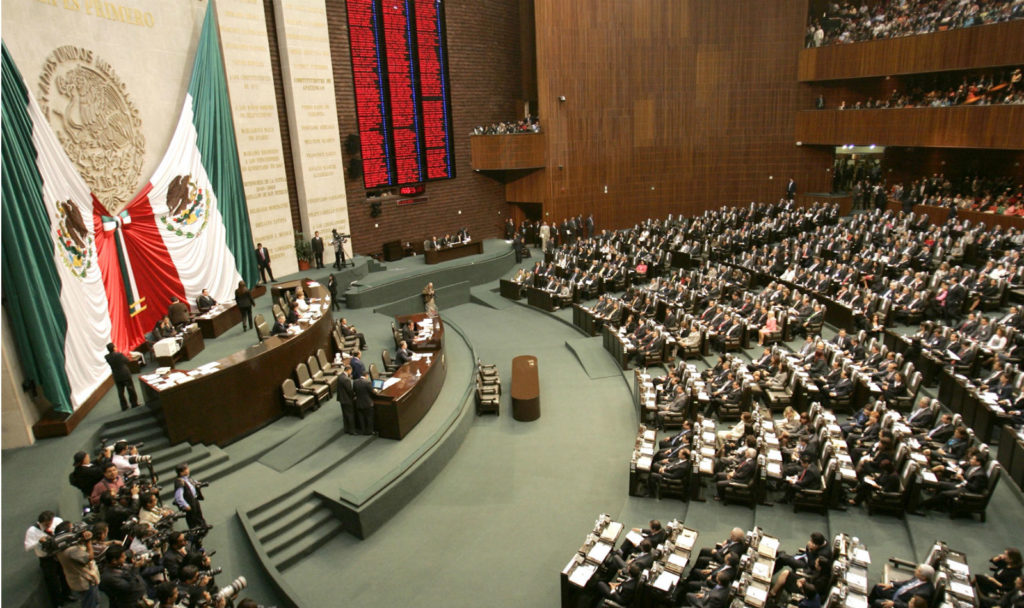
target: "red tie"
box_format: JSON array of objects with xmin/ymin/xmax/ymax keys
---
[{"xmin": 798, "ymin": 469, "xmax": 806, "ymax": 482}]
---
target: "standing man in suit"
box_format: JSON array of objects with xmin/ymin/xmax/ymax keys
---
[
  {"xmin": 311, "ymin": 231, "xmax": 325, "ymax": 269},
  {"xmin": 787, "ymin": 177, "xmax": 797, "ymax": 200},
  {"xmin": 255, "ymin": 243, "xmax": 274, "ymax": 283},
  {"xmin": 336, "ymin": 365, "xmax": 357, "ymax": 434},
  {"xmin": 350, "ymin": 350, "xmax": 366, "ymax": 380},
  {"xmin": 394, "ymin": 341, "xmax": 414, "ymax": 366},
  {"xmin": 167, "ymin": 297, "xmax": 189, "ymax": 327},
  {"xmin": 105, "ymin": 343, "xmax": 138, "ymax": 411},
  {"xmin": 353, "ymin": 374, "xmax": 376, "ymax": 435},
  {"xmin": 172, "ymin": 463, "xmax": 206, "ymax": 529}
]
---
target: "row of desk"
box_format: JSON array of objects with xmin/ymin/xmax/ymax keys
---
[{"xmin": 372, "ymin": 313, "xmax": 446, "ymax": 440}]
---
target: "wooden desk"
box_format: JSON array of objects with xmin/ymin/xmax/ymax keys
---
[
  {"xmin": 141, "ymin": 281, "xmax": 332, "ymax": 446},
  {"xmin": 423, "ymin": 240, "xmax": 483, "ymax": 264},
  {"xmin": 527, "ymin": 286, "xmax": 558, "ymax": 311},
  {"xmin": 374, "ymin": 316, "xmax": 446, "ymax": 439},
  {"xmin": 511, "ymin": 355, "xmax": 540, "ymax": 421},
  {"xmin": 196, "ymin": 304, "xmax": 242, "ymax": 339},
  {"xmin": 154, "ymin": 327, "xmax": 205, "ymax": 368},
  {"xmin": 270, "ymin": 279, "xmax": 305, "ymax": 302},
  {"xmin": 499, "ymin": 279, "xmax": 524, "ymax": 300}
]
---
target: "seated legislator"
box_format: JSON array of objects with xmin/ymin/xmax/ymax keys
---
[
  {"xmin": 868, "ymin": 564, "xmax": 935, "ymax": 608},
  {"xmin": 195, "ymin": 289, "xmax": 216, "ymax": 314},
  {"xmin": 394, "ymin": 341, "xmax": 414, "ymax": 366},
  {"xmin": 271, "ymin": 314, "xmax": 290, "ymax": 336},
  {"xmin": 167, "ymin": 297, "xmax": 190, "ymax": 327}
]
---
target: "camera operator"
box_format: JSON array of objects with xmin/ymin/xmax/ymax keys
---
[
  {"xmin": 155, "ymin": 581, "xmax": 185, "ymax": 608},
  {"xmin": 112, "ymin": 441, "xmax": 142, "ymax": 479},
  {"xmin": 173, "ymin": 463, "xmax": 207, "ymax": 528},
  {"xmin": 70, "ymin": 451, "xmax": 105, "ymax": 500},
  {"xmin": 54, "ymin": 521, "xmax": 101, "ymax": 608},
  {"xmin": 139, "ymin": 492, "xmax": 175, "ymax": 527},
  {"xmin": 91, "ymin": 462, "xmax": 136, "ymax": 508},
  {"xmin": 178, "ymin": 565, "xmax": 215, "ymax": 607},
  {"xmin": 100, "ymin": 487, "xmax": 141, "ymax": 540},
  {"xmin": 162, "ymin": 532, "xmax": 189, "ymax": 582},
  {"xmin": 24, "ymin": 510, "xmax": 72, "ymax": 607},
  {"xmin": 99, "ymin": 545, "xmax": 149, "ymax": 608}
]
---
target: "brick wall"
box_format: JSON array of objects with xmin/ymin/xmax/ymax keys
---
[{"xmin": 324, "ymin": 0, "xmax": 524, "ymax": 255}]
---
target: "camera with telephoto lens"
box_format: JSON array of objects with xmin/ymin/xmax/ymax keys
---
[
  {"xmin": 129, "ymin": 454, "xmax": 152, "ymax": 465},
  {"xmin": 154, "ymin": 511, "xmax": 187, "ymax": 530},
  {"xmin": 186, "ymin": 576, "xmax": 247, "ymax": 605},
  {"xmin": 40, "ymin": 522, "xmax": 93, "ymax": 554}
]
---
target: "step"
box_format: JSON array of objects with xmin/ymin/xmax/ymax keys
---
[
  {"xmin": 248, "ymin": 485, "xmax": 317, "ymax": 523},
  {"xmin": 264, "ymin": 506, "xmax": 337, "ymax": 558},
  {"xmin": 276, "ymin": 520, "xmax": 347, "ymax": 572},
  {"xmin": 256, "ymin": 496, "xmax": 323, "ymax": 545}
]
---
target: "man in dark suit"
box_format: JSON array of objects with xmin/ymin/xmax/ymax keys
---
[
  {"xmin": 618, "ymin": 520, "xmax": 667, "ymax": 560},
  {"xmin": 401, "ymin": 320, "xmax": 416, "ymax": 344},
  {"xmin": 921, "ymin": 453, "xmax": 988, "ymax": 511},
  {"xmin": 167, "ymin": 297, "xmax": 189, "ymax": 327},
  {"xmin": 922, "ymin": 414, "xmax": 955, "ymax": 445},
  {"xmin": 195, "ymin": 289, "xmax": 216, "ymax": 314},
  {"xmin": 353, "ymin": 375, "xmax": 376, "ymax": 435},
  {"xmin": 350, "ymin": 350, "xmax": 366, "ymax": 380},
  {"xmin": 394, "ymin": 341, "xmax": 414, "ymax": 366},
  {"xmin": 776, "ymin": 531, "xmax": 832, "ymax": 572},
  {"xmin": 905, "ymin": 397, "xmax": 936, "ymax": 431},
  {"xmin": 648, "ymin": 449, "xmax": 691, "ymax": 498},
  {"xmin": 786, "ymin": 178, "xmax": 797, "ymax": 200},
  {"xmin": 716, "ymin": 448, "xmax": 757, "ymax": 500},
  {"xmin": 594, "ymin": 563, "xmax": 641, "ymax": 606},
  {"xmin": 693, "ymin": 528, "xmax": 747, "ymax": 571},
  {"xmin": 255, "ymin": 243, "xmax": 274, "ymax": 283},
  {"xmin": 336, "ymin": 365, "xmax": 356, "ymax": 434},
  {"xmin": 105, "ymin": 343, "xmax": 138, "ymax": 411},
  {"xmin": 311, "ymin": 231, "xmax": 324, "ymax": 268},
  {"xmin": 782, "ymin": 454, "xmax": 820, "ymax": 503},
  {"xmin": 687, "ymin": 570, "xmax": 733, "ymax": 608},
  {"xmin": 271, "ymin": 314, "xmax": 289, "ymax": 336},
  {"xmin": 868, "ymin": 564, "xmax": 935, "ymax": 608}
]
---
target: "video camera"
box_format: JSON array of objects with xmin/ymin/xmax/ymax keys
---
[{"xmin": 40, "ymin": 522, "xmax": 93, "ymax": 554}]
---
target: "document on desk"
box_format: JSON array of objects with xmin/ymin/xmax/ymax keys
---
[
  {"xmin": 757, "ymin": 536, "xmax": 780, "ymax": 558},
  {"xmin": 643, "ymin": 430, "xmax": 656, "ymax": 441},
  {"xmin": 587, "ymin": 542, "xmax": 612, "ymax": 564},
  {"xmin": 668, "ymin": 552, "xmax": 689, "ymax": 570},
  {"xmin": 624, "ymin": 530, "xmax": 645, "ymax": 547},
  {"xmin": 637, "ymin": 456, "xmax": 652, "ymax": 472},
  {"xmin": 921, "ymin": 470, "xmax": 938, "ymax": 484},
  {"xmin": 851, "ymin": 548, "xmax": 871, "ymax": 565},
  {"xmin": 677, "ymin": 528, "xmax": 698, "ymax": 550},
  {"xmin": 745, "ymin": 584, "xmax": 768, "ymax": 607},
  {"xmin": 948, "ymin": 581, "xmax": 974, "ymax": 599},
  {"xmin": 845, "ymin": 592, "xmax": 869, "ymax": 608},
  {"xmin": 752, "ymin": 559, "xmax": 772, "ymax": 582},
  {"xmin": 568, "ymin": 562, "xmax": 597, "ymax": 587},
  {"xmin": 846, "ymin": 568, "xmax": 868, "ymax": 594},
  {"xmin": 382, "ymin": 377, "xmax": 402, "ymax": 389},
  {"xmin": 699, "ymin": 459, "xmax": 714, "ymax": 475},
  {"xmin": 945, "ymin": 560, "xmax": 969, "ymax": 576},
  {"xmin": 653, "ymin": 571, "xmax": 679, "ymax": 592},
  {"xmin": 598, "ymin": 521, "xmax": 622, "ymax": 542}
]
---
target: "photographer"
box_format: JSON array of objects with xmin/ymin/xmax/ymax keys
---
[
  {"xmin": 173, "ymin": 464, "xmax": 206, "ymax": 528},
  {"xmin": 177, "ymin": 565, "xmax": 214, "ymax": 607},
  {"xmin": 112, "ymin": 441, "xmax": 141, "ymax": 479},
  {"xmin": 139, "ymin": 492, "xmax": 175, "ymax": 527},
  {"xmin": 162, "ymin": 532, "xmax": 189, "ymax": 582},
  {"xmin": 99, "ymin": 545, "xmax": 148, "ymax": 608},
  {"xmin": 54, "ymin": 521, "xmax": 101, "ymax": 608},
  {"xmin": 24, "ymin": 510, "xmax": 72, "ymax": 607},
  {"xmin": 91, "ymin": 463, "xmax": 136, "ymax": 508},
  {"xmin": 69, "ymin": 451, "xmax": 104, "ymax": 500}
]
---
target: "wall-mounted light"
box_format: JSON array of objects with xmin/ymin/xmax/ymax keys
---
[
  {"xmin": 558, "ymin": 96, "xmax": 566, "ymax": 103},
  {"xmin": 603, "ymin": 185, "xmax": 608, "ymax": 194}
]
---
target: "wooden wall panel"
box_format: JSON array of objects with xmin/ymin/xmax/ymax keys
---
[
  {"xmin": 795, "ymin": 107, "xmax": 1024, "ymax": 149},
  {"xmin": 798, "ymin": 20, "xmax": 1024, "ymax": 81},
  {"xmin": 533, "ymin": 0, "xmax": 831, "ymax": 231},
  {"xmin": 325, "ymin": 0, "xmax": 523, "ymax": 255},
  {"xmin": 469, "ymin": 134, "xmax": 546, "ymax": 170}
]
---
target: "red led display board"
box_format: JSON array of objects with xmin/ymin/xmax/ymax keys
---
[{"xmin": 345, "ymin": 0, "xmax": 455, "ymax": 190}]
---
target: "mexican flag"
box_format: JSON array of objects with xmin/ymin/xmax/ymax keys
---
[
  {"xmin": 2, "ymin": 42, "xmax": 112, "ymax": 413},
  {"xmin": 1, "ymin": 3, "xmax": 257, "ymax": 414}
]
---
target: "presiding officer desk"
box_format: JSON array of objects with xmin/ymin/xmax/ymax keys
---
[
  {"xmin": 374, "ymin": 313, "xmax": 447, "ymax": 439},
  {"xmin": 424, "ymin": 240, "xmax": 483, "ymax": 265},
  {"xmin": 140, "ymin": 280, "xmax": 333, "ymax": 446}
]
